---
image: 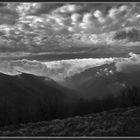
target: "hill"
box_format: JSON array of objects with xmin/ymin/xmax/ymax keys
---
[
  {"xmin": 63, "ymin": 62, "xmax": 140, "ymax": 99},
  {"xmin": 0, "ymin": 72, "xmax": 79, "ymax": 126},
  {"xmin": 0, "ymin": 105, "xmax": 140, "ymax": 136}
]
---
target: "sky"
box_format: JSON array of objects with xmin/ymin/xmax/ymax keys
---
[
  {"xmin": 0, "ymin": 3, "xmax": 140, "ymax": 54},
  {"xmin": 0, "ymin": 3, "xmax": 140, "ymax": 97}
]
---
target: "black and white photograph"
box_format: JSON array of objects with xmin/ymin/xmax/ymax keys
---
[{"xmin": 0, "ymin": 2, "xmax": 140, "ymax": 137}]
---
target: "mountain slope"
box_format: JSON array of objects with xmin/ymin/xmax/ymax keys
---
[
  {"xmin": 0, "ymin": 105, "xmax": 140, "ymax": 136},
  {"xmin": 63, "ymin": 62, "xmax": 140, "ymax": 99},
  {"xmin": 0, "ymin": 72, "xmax": 79, "ymax": 126},
  {"xmin": 62, "ymin": 63, "xmax": 120, "ymax": 99}
]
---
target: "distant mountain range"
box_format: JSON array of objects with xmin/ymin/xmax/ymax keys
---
[{"xmin": 62, "ymin": 61, "xmax": 140, "ymax": 99}]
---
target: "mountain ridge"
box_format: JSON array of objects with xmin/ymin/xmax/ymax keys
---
[{"xmin": 0, "ymin": 72, "xmax": 80, "ymax": 126}]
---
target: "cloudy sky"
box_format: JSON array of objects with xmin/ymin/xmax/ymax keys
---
[
  {"xmin": 1, "ymin": 3, "xmax": 140, "ymax": 93},
  {"xmin": 0, "ymin": 2, "xmax": 140, "ymax": 54}
]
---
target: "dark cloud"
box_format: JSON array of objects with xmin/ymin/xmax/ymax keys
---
[
  {"xmin": 15, "ymin": 3, "xmax": 140, "ymax": 34},
  {"xmin": 115, "ymin": 52, "xmax": 140, "ymax": 73},
  {"xmin": 113, "ymin": 27, "xmax": 140, "ymax": 42},
  {"xmin": 30, "ymin": 3, "xmax": 64, "ymax": 16},
  {"xmin": 0, "ymin": 3, "xmax": 140, "ymax": 53},
  {"xmin": 0, "ymin": 3, "xmax": 18, "ymax": 25},
  {"xmin": 0, "ymin": 14, "xmax": 17, "ymax": 25}
]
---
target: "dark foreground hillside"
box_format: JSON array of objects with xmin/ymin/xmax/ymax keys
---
[
  {"xmin": 0, "ymin": 72, "xmax": 79, "ymax": 126},
  {"xmin": 1, "ymin": 106, "xmax": 140, "ymax": 136}
]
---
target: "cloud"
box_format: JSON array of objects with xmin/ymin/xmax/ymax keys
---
[
  {"xmin": 6, "ymin": 3, "xmax": 140, "ymax": 34},
  {"xmin": 64, "ymin": 4, "xmax": 137, "ymax": 34},
  {"xmin": 16, "ymin": 3, "xmax": 40, "ymax": 17},
  {"xmin": 82, "ymin": 13, "xmax": 93, "ymax": 24},
  {"xmin": 16, "ymin": 3, "xmax": 64, "ymax": 17},
  {"xmin": 0, "ymin": 58, "xmax": 114, "ymax": 81},
  {"xmin": 108, "ymin": 5, "xmax": 128, "ymax": 19},
  {"xmin": 54, "ymin": 4, "xmax": 82, "ymax": 14},
  {"xmin": 79, "ymin": 13, "xmax": 94, "ymax": 29},
  {"xmin": 71, "ymin": 13, "xmax": 81, "ymax": 25},
  {"xmin": 113, "ymin": 26, "xmax": 140, "ymax": 42},
  {"xmin": 1, "ymin": 3, "xmax": 140, "ymax": 53},
  {"xmin": 30, "ymin": 4, "xmax": 64, "ymax": 16},
  {"xmin": 93, "ymin": 10, "xmax": 105, "ymax": 23},
  {"xmin": 115, "ymin": 52, "xmax": 140, "ymax": 73},
  {"xmin": 0, "ymin": 59, "xmax": 46, "ymax": 76},
  {"xmin": 0, "ymin": 3, "xmax": 18, "ymax": 25},
  {"xmin": 17, "ymin": 3, "xmax": 133, "ymax": 35}
]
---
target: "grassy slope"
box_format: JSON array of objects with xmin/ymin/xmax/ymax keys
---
[{"xmin": 1, "ymin": 106, "xmax": 140, "ymax": 136}]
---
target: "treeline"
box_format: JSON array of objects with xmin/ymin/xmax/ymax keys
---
[
  {"xmin": 74, "ymin": 86, "xmax": 140, "ymax": 116},
  {"xmin": 0, "ymin": 87, "xmax": 69, "ymax": 126},
  {"xmin": 0, "ymin": 83, "xmax": 140, "ymax": 127},
  {"xmin": 0, "ymin": 73, "xmax": 74, "ymax": 127}
]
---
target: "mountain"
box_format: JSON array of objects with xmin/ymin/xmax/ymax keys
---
[
  {"xmin": 62, "ymin": 63, "xmax": 119, "ymax": 99},
  {"xmin": 0, "ymin": 72, "xmax": 79, "ymax": 126},
  {"xmin": 62, "ymin": 62, "xmax": 140, "ymax": 100},
  {"xmin": 0, "ymin": 105, "xmax": 140, "ymax": 136}
]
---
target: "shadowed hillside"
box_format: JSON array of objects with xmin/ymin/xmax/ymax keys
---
[
  {"xmin": 0, "ymin": 72, "xmax": 79, "ymax": 126},
  {"xmin": 0, "ymin": 105, "xmax": 140, "ymax": 136},
  {"xmin": 0, "ymin": 68, "xmax": 140, "ymax": 134}
]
